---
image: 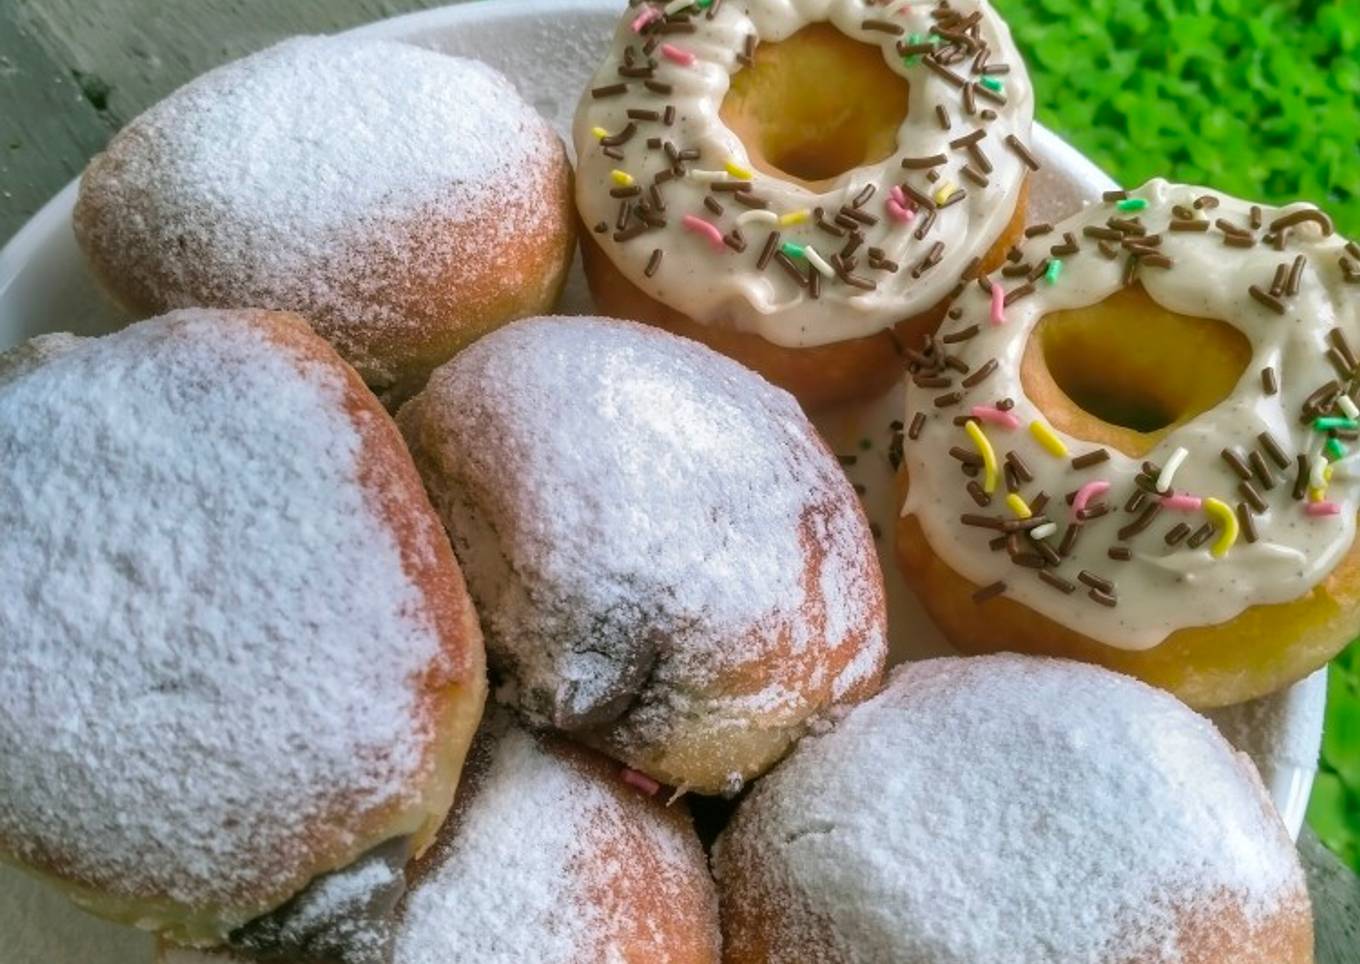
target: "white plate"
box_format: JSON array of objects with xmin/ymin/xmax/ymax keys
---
[{"xmin": 0, "ymin": 1, "xmax": 1326, "ymax": 960}]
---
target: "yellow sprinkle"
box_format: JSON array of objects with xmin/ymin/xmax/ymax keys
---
[
  {"xmin": 779, "ymin": 209, "xmax": 810, "ymax": 226},
  {"xmin": 1324, "ymin": 465, "xmax": 1335, "ymax": 482},
  {"xmin": 1202, "ymin": 498, "xmax": 1238, "ymax": 558},
  {"xmin": 610, "ymin": 169, "xmax": 635, "ymax": 187},
  {"xmin": 933, "ymin": 181, "xmax": 957, "ymax": 206},
  {"xmin": 725, "ymin": 158, "xmax": 754, "ymax": 180},
  {"xmin": 1028, "ymin": 420, "xmax": 1069, "ymax": 458},
  {"xmin": 591, "ymin": 126, "xmax": 609, "ymax": 140},
  {"xmin": 1005, "ymin": 493, "xmax": 1032, "ymax": 519},
  {"xmin": 964, "ymin": 419, "xmax": 999, "ymax": 494},
  {"xmin": 1309, "ymin": 486, "xmax": 1327, "ymax": 502}
]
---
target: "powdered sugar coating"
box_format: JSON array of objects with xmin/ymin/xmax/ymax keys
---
[
  {"xmin": 0, "ymin": 311, "xmax": 460, "ymax": 931},
  {"xmin": 393, "ymin": 715, "xmax": 719, "ymax": 963},
  {"xmin": 715, "ymin": 655, "xmax": 1309, "ymax": 963},
  {"xmin": 74, "ymin": 36, "xmax": 566, "ymax": 392},
  {"xmin": 398, "ymin": 316, "xmax": 886, "ymax": 790}
]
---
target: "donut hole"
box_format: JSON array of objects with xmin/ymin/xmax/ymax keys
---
[
  {"xmin": 1022, "ymin": 285, "xmax": 1252, "ymax": 457},
  {"xmin": 719, "ymin": 23, "xmax": 909, "ymax": 190}
]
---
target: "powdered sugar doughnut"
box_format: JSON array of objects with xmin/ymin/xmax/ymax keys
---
[
  {"xmin": 0, "ymin": 309, "xmax": 486, "ymax": 950},
  {"xmin": 397, "ymin": 316, "xmax": 887, "ymax": 794},
  {"xmin": 715, "ymin": 655, "xmax": 1313, "ymax": 963},
  {"xmin": 574, "ymin": 0, "xmax": 1036, "ymax": 408},
  {"xmin": 158, "ymin": 713, "xmax": 720, "ymax": 964},
  {"xmin": 74, "ymin": 36, "xmax": 575, "ymax": 405}
]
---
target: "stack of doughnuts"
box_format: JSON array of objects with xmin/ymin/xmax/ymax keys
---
[{"xmin": 0, "ymin": 0, "xmax": 1347, "ymax": 961}]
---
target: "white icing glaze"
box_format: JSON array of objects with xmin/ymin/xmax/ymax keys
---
[
  {"xmin": 573, "ymin": 0, "xmax": 1035, "ymax": 347},
  {"xmin": 714, "ymin": 655, "xmax": 1309, "ymax": 962},
  {"xmin": 901, "ymin": 178, "xmax": 1360, "ymax": 648}
]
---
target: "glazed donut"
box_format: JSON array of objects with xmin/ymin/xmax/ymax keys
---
[
  {"xmin": 75, "ymin": 36, "xmax": 575, "ymax": 405},
  {"xmin": 158, "ymin": 712, "xmax": 721, "ymax": 964},
  {"xmin": 895, "ymin": 179, "xmax": 1360, "ymax": 707},
  {"xmin": 0, "ymin": 309, "xmax": 486, "ymax": 948},
  {"xmin": 397, "ymin": 316, "xmax": 887, "ymax": 793},
  {"xmin": 714, "ymin": 655, "xmax": 1314, "ymax": 963},
  {"xmin": 573, "ymin": 0, "xmax": 1036, "ymax": 409}
]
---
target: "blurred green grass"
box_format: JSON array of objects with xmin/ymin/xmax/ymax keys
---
[{"xmin": 989, "ymin": 0, "xmax": 1360, "ymax": 871}]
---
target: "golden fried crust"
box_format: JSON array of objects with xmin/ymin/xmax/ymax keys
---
[
  {"xmin": 894, "ymin": 458, "xmax": 1360, "ymax": 710},
  {"xmin": 6, "ymin": 310, "xmax": 486, "ymax": 943},
  {"xmin": 580, "ymin": 179, "xmax": 1028, "ymax": 411},
  {"xmin": 74, "ymin": 131, "xmax": 575, "ymax": 408}
]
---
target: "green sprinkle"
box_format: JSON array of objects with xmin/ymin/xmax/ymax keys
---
[
  {"xmin": 1044, "ymin": 259, "xmax": 1063, "ymax": 284},
  {"xmin": 901, "ymin": 32, "xmax": 936, "ymax": 65},
  {"xmin": 696, "ymin": 0, "xmax": 713, "ymax": 7},
  {"xmin": 1116, "ymin": 197, "xmax": 1148, "ymax": 211},
  {"xmin": 780, "ymin": 241, "xmax": 806, "ymax": 259},
  {"xmin": 1326, "ymin": 437, "xmax": 1349, "ymax": 460},
  {"xmin": 979, "ymin": 75, "xmax": 1005, "ymax": 92},
  {"xmin": 1314, "ymin": 417, "xmax": 1359, "ymax": 431}
]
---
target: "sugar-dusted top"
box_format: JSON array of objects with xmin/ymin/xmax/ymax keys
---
[
  {"xmin": 76, "ymin": 37, "xmax": 557, "ymax": 377},
  {"xmin": 399, "ymin": 316, "xmax": 885, "ymax": 752},
  {"xmin": 0, "ymin": 311, "xmax": 453, "ymax": 920},
  {"xmin": 393, "ymin": 715, "xmax": 718, "ymax": 962},
  {"xmin": 716, "ymin": 655, "xmax": 1307, "ymax": 962}
]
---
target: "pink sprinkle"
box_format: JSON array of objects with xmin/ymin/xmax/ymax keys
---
[
  {"xmin": 1306, "ymin": 501, "xmax": 1340, "ymax": 517},
  {"xmin": 630, "ymin": 6, "xmax": 661, "ymax": 31},
  {"xmin": 886, "ymin": 199, "xmax": 915, "ymax": 224},
  {"xmin": 682, "ymin": 214, "xmax": 726, "ymax": 251},
  {"xmin": 970, "ymin": 405, "xmax": 1020, "ymax": 429},
  {"xmin": 989, "ymin": 282, "xmax": 1006, "ymax": 325},
  {"xmin": 1160, "ymin": 493, "xmax": 1203, "ymax": 511},
  {"xmin": 889, "ymin": 185, "xmax": 907, "ymax": 205},
  {"xmin": 1071, "ymin": 480, "xmax": 1110, "ymax": 520},
  {"xmin": 621, "ymin": 768, "xmax": 661, "ymax": 796},
  {"xmin": 661, "ymin": 43, "xmax": 696, "ymax": 66}
]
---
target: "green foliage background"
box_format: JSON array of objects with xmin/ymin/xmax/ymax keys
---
[{"xmin": 988, "ymin": 0, "xmax": 1360, "ymax": 869}]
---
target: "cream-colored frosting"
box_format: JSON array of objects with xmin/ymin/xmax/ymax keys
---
[
  {"xmin": 901, "ymin": 179, "xmax": 1360, "ymax": 648},
  {"xmin": 572, "ymin": 0, "xmax": 1035, "ymax": 347}
]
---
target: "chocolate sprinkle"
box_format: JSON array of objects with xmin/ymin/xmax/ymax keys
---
[
  {"xmin": 1248, "ymin": 285, "xmax": 1286, "ymax": 315},
  {"xmin": 1070, "ymin": 449, "xmax": 1110, "ymax": 470},
  {"xmin": 1038, "ymin": 571, "xmax": 1076, "ymax": 594},
  {"xmin": 1078, "ymin": 570, "xmax": 1114, "ymax": 594},
  {"xmin": 1258, "ymin": 432, "xmax": 1291, "ymax": 470},
  {"xmin": 1221, "ymin": 447, "xmax": 1253, "ymax": 480},
  {"xmin": 1107, "ymin": 546, "xmax": 1132, "ymax": 561},
  {"xmin": 1262, "ymin": 367, "xmax": 1278, "ymax": 396},
  {"xmin": 1247, "ymin": 450, "xmax": 1276, "ymax": 490},
  {"xmin": 757, "ymin": 231, "xmax": 780, "ymax": 270},
  {"xmin": 1088, "ymin": 587, "xmax": 1118, "ymax": 607},
  {"xmin": 1164, "ymin": 522, "xmax": 1191, "ymax": 546},
  {"xmin": 972, "ymin": 581, "xmax": 1007, "ymax": 603},
  {"xmin": 1003, "ymin": 134, "xmax": 1039, "ymax": 170},
  {"xmin": 1237, "ymin": 504, "xmax": 1259, "ymax": 543},
  {"xmin": 1117, "ymin": 502, "xmax": 1162, "ymax": 540},
  {"xmin": 1293, "ymin": 455, "xmax": 1310, "ymax": 501}
]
